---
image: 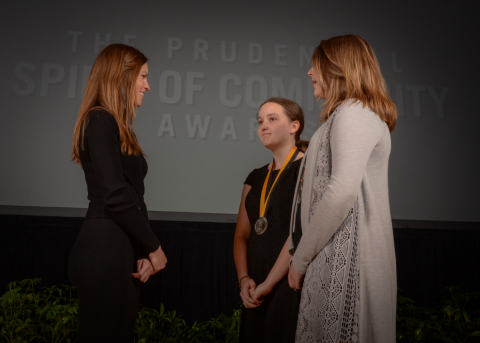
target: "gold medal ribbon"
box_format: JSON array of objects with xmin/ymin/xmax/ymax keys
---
[{"xmin": 259, "ymin": 146, "xmax": 298, "ymax": 217}]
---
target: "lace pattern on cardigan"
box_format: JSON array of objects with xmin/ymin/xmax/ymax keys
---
[{"xmin": 296, "ymin": 109, "xmax": 360, "ymax": 343}]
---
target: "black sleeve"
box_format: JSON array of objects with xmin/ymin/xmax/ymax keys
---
[
  {"xmin": 85, "ymin": 112, "xmax": 160, "ymax": 253},
  {"xmin": 138, "ymin": 245, "xmax": 149, "ymax": 260},
  {"xmin": 244, "ymin": 168, "xmax": 260, "ymax": 186}
]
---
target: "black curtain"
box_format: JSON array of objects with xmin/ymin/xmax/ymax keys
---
[{"xmin": 1, "ymin": 214, "xmax": 479, "ymax": 323}]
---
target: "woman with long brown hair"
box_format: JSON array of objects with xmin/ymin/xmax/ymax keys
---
[
  {"xmin": 234, "ymin": 97, "xmax": 308, "ymax": 343},
  {"xmin": 69, "ymin": 44, "xmax": 167, "ymax": 342},
  {"xmin": 288, "ymin": 35, "xmax": 397, "ymax": 342}
]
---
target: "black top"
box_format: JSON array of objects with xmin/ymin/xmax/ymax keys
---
[
  {"xmin": 244, "ymin": 158, "xmax": 303, "ymax": 284},
  {"xmin": 79, "ymin": 109, "xmax": 160, "ymax": 253},
  {"xmin": 240, "ymin": 158, "xmax": 302, "ymax": 343}
]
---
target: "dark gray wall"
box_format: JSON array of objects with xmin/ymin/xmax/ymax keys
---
[{"xmin": 0, "ymin": 0, "xmax": 478, "ymax": 221}]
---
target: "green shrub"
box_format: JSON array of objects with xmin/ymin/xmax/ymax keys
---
[
  {"xmin": 397, "ymin": 286, "xmax": 480, "ymax": 342},
  {"xmin": 134, "ymin": 304, "xmax": 241, "ymax": 343},
  {"xmin": 0, "ymin": 279, "xmax": 240, "ymax": 343},
  {"xmin": 0, "ymin": 278, "xmax": 78, "ymax": 343},
  {"xmin": 2, "ymin": 279, "xmax": 479, "ymax": 343}
]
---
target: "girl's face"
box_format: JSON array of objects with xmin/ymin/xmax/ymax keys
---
[
  {"xmin": 257, "ymin": 102, "xmax": 299, "ymax": 150},
  {"xmin": 308, "ymin": 66, "xmax": 327, "ymax": 99},
  {"xmin": 135, "ymin": 63, "xmax": 150, "ymax": 107}
]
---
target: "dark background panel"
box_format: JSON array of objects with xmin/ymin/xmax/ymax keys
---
[{"xmin": 1, "ymin": 214, "xmax": 479, "ymax": 324}]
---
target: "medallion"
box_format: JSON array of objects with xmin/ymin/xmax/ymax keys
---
[{"xmin": 254, "ymin": 217, "xmax": 268, "ymax": 235}]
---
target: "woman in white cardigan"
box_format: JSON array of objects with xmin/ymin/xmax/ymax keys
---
[{"xmin": 288, "ymin": 35, "xmax": 398, "ymax": 342}]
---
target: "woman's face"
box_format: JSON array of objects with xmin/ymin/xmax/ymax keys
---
[
  {"xmin": 308, "ymin": 66, "xmax": 326, "ymax": 99},
  {"xmin": 257, "ymin": 102, "xmax": 298, "ymax": 150},
  {"xmin": 135, "ymin": 63, "xmax": 150, "ymax": 107}
]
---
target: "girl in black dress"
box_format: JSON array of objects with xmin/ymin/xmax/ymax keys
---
[
  {"xmin": 233, "ymin": 97, "xmax": 308, "ymax": 343},
  {"xmin": 69, "ymin": 44, "xmax": 167, "ymax": 343}
]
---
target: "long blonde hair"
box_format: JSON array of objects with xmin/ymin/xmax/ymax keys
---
[
  {"xmin": 312, "ymin": 35, "xmax": 397, "ymax": 132},
  {"xmin": 72, "ymin": 44, "xmax": 148, "ymax": 164}
]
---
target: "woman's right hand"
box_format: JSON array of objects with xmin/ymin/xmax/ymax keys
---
[
  {"xmin": 149, "ymin": 245, "xmax": 167, "ymax": 274},
  {"xmin": 240, "ymin": 278, "xmax": 263, "ymax": 308}
]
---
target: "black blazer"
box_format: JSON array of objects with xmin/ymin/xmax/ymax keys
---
[{"xmin": 80, "ymin": 109, "xmax": 160, "ymax": 253}]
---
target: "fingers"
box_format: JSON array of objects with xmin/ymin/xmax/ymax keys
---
[
  {"xmin": 132, "ymin": 259, "xmax": 154, "ymax": 283},
  {"xmin": 292, "ymin": 274, "xmax": 302, "ymax": 290},
  {"xmin": 132, "ymin": 272, "xmax": 150, "ymax": 283},
  {"xmin": 251, "ymin": 291, "xmax": 264, "ymax": 302},
  {"xmin": 288, "ymin": 267, "xmax": 304, "ymax": 291},
  {"xmin": 242, "ymin": 289, "xmax": 260, "ymax": 305},
  {"xmin": 245, "ymin": 278, "xmax": 257, "ymax": 288},
  {"xmin": 250, "ymin": 286, "xmax": 265, "ymax": 301},
  {"xmin": 240, "ymin": 291, "xmax": 262, "ymax": 308},
  {"xmin": 288, "ymin": 269, "xmax": 294, "ymax": 289},
  {"xmin": 249, "ymin": 287, "xmax": 256, "ymax": 299},
  {"xmin": 248, "ymin": 288, "xmax": 263, "ymax": 305},
  {"xmin": 240, "ymin": 280, "xmax": 263, "ymax": 308},
  {"xmin": 252, "ymin": 282, "xmax": 273, "ymax": 300},
  {"xmin": 240, "ymin": 294, "xmax": 258, "ymax": 308}
]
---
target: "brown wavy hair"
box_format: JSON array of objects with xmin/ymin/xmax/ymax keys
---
[
  {"xmin": 260, "ymin": 97, "xmax": 309, "ymax": 152},
  {"xmin": 72, "ymin": 44, "xmax": 148, "ymax": 164},
  {"xmin": 312, "ymin": 35, "xmax": 397, "ymax": 132}
]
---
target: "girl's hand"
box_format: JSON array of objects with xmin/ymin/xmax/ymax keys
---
[
  {"xmin": 251, "ymin": 281, "xmax": 273, "ymax": 301},
  {"xmin": 240, "ymin": 278, "xmax": 263, "ymax": 308}
]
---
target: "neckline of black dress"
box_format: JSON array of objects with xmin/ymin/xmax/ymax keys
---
[{"xmin": 267, "ymin": 157, "xmax": 303, "ymax": 172}]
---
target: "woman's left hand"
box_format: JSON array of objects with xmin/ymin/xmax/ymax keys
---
[
  {"xmin": 251, "ymin": 282, "xmax": 273, "ymax": 301},
  {"xmin": 288, "ymin": 265, "xmax": 305, "ymax": 291},
  {"xmin": 132, "ymin": 259, "xmax": 154, "ymax": 283}
]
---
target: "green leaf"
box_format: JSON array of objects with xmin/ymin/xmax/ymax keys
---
[
  {"xmin": 454, "ymin": 310, "xmax": 462, "ymax": 321},
  {"xmin": 463, "ymin": 310, "xmax": 471, "ymax": 322},
  {"xmin": 415, "ymin": 328, "xmax": 423, "ymax": 340},
  {"xmin": 444, "ymin": 305, "xmax": 453, "ymax": 317}
]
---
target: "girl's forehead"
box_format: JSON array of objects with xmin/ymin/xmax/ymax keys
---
[{"xmin": 257, "ymin": 112, "xmax": 281, "ymax": 119}]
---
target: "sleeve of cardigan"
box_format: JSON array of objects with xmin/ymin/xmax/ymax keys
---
[
  {"xmin": 85, "ymin": 111, "xmax": 160, "ymax": 253},
  {"xmin": 291, "ymin": 104, "xmax": 385, "ymax": 274}
]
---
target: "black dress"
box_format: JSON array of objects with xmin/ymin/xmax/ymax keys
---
[
  {"xmin": 239, "ymin": 158, "xmax": 302, "ymax": 343},
  {"xmin": 68, "ymin": 110, "xmax": 160, "ymax": 343}
]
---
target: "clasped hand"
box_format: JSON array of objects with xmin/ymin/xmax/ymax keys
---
[
  {"xmin": 132, "ymin": 245, "xmax": 168, "ymax": 283},
  {"xmin": 131, "ymin": 259, "xmax": 154, "ymax": 283},
  {"xmin": 240, "ymin": 278, "xmax": 273, "ymax": 308},
  {"xmin": 288, "ymin": 265, "xmax": 304, "ymax": 291},
  {"xmin": 149, "ymin": 245, "xmax": 167, "ymax": 273}
]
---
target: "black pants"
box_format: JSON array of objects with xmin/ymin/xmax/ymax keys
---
[{"xmin": 68, "ymin": 217, "xmax": 140, "ymax": 343}]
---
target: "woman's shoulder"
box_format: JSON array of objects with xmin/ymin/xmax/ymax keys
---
[
  {"xmin": 87, "ymin": 109, "xmax": 117, "ymax": 127},
  {"xmin": 88, "ymin": 109, "xmax": 115, "ymax": 123},
  {"xmin": 85, "ymin": 109, "xmax": 119, "ymax": 137},
  {"xmin": 244, "ymin": 164, "xmax": 269, "ymax": 186},
  {"xmin": 336, "ymin": 99, "xmax": 385, "ymax": 127}
]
